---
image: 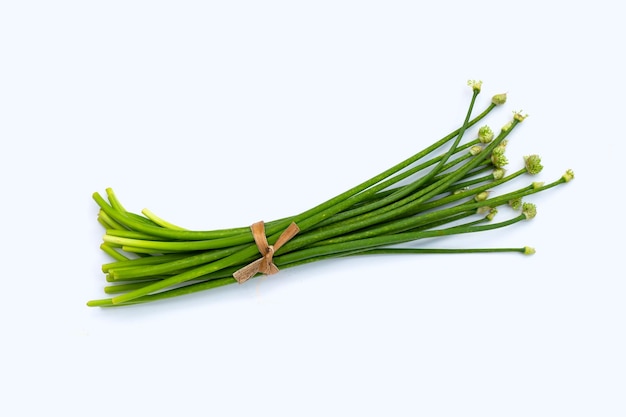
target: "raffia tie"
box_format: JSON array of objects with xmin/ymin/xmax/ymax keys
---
[{"xmin": 233, "ymin": 221, "xmax": 300, "ymax": 284}]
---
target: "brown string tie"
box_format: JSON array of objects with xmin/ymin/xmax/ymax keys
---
[{"xmin": 233, "ymin": 221, "xmax": 300, "ymax": 284}]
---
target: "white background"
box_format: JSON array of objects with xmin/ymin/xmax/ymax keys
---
[{"xmin": 1, "ymin": 1, "xmax": 624, "ymax": 416}]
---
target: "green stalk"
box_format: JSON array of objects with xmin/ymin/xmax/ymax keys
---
[
  {"xmin": 354, "ymin": 247, "xmax": 530, "ymax": 255},
  {"xmin": 275, "ymin": 214, "xmax": 529, "ymax": 265},
  {"xmin": 92, "ymin": 100, "xmax": 499, "ymax": 244},
  {"xmin": 291, "ymin": 177, "xmax": 543, "ymax": 249},
  {"xmin": 87, "ymin": 213, "xmax": 529, "ymax": 307},
  {"xmin": 99, "ymin": 244, "xmax": 130, "ymax": 261},
  {"xmin": 272, "ymin": 125, "xmax": 522, "ymax": 256},
  {"xmin": 404, "ymin": 168, "xmax": 528, "ymax": 216},
  {"xmin": 108, "ymin": 244, "xmax": 249, "ymax": 280},
  {"xmin": 340, "ymin": 138, "xmax": 484, "ymax": 211},
  {"xmin": 101, "ymin": 253, "xmax": 190, "ymax": 272},
  {"xmin": 92, "ymin": 172, "xmax": 553, "ymax": 304}
]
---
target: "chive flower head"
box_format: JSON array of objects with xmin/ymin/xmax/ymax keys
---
[
  {"xmin": 522, "ymin": 202, "xmax": 537, "ymax": 220},
  {"xmin": 491, "ymin": 145, "xmax": 508, "ymax": 168},
  {"xmin": 524, "ymin": 154, "xmax": 543, "ymax": 175},
  {"xmin": 478, "ymin": 125, "xmax": 494, "ymax": 143},
  {"xmin": 467, "ymin": 79, "xmax": 483, "ymax": 92},
  {"xmin": 562, "ymin": 169, "xmax": 575, "ymax": 182},
  {"xmin": 513, "ymin": 111, "xmax": 529, "ymax": 123}
]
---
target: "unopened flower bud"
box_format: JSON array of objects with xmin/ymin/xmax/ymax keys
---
[
  {"xmin": 486, "ymin": 208, "xmax": 498, "ymax": 221},
  {"xmin": 509, "ymin": 198, "xmax": 522, "ymax": 210},
  {"xmin": 491, "ymin": 93, "xmax": 507, "ymax": 105},
  {"xmin": 501, "ymin": 120, "xmax": 514, "ymax": 133},
  {"xmin": 469, "ymin": 145, "xmax": 483, "ymax": 156},
  {"xmin": 524, "ymin": 246, "xmax": 536, "ymax": 255},
  {"xmin": 492, "ymin": 168, "xmax": 506, "ymax": 180},
  {"xmin": 474, "ymin": 191, "xmax": 490, "ymax": 202},
  {"xmin": 562, "ymin": 169, "xmax": 575, "ymax": 182}
]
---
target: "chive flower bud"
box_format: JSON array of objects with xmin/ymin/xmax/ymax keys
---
[
  {"xmin": 467, "ymin": 79, "xmax": 483, "ymax": 92},
  {"xmin": 475, "ymin": 191, "xmax": 490, "ymax": 202},
  {"xmin": 513, "ymin": 111, "xmax": 528, "ymax": 123},
  {"xmin": 478, "ymin": 125, "xmax": 494, "ymax": 143},
  {"xmin": 562, "ymin": 169, "xmax": 575, "ymax": 182},
  {"xmin": 492, "ymin": 168, "xmax": 505, "ymax": 180},
  {"xmin": 524, "ymin": 154, "xmax": 543, "ymax": 175},
  {"xmin": 492, "ymin": 93, "xmax": 507, "ymax": 105},
  {"xmin": 486, "ymin": 208, "xmax": 498, "ymax": 221},
  {"xmin": 501, "ymin": 120, "xmax": 514, "ymax": 133},
  {"xmin": 509, "ymin": 198, "xmax": 522, "ymax": 210},
  {"xmin": 522, "ymin": 202, "xmax": 537, "ymax": 220},
  {"xmin": 524, "ymin": 246, "xmax": 536, "ymax": 255},
  {"xmin": 469, "ymin": 145, "xmax": 483, "ymax": 156}
]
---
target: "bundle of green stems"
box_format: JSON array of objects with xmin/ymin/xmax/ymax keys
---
[{"xmin": 88, "ymin": 81, "xmax": 573, "ymax": 307}]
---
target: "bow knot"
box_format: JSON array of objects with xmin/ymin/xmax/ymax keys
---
[{"xmin": 233, "ymin": 221, "xmax": 299, "ymax": 283}]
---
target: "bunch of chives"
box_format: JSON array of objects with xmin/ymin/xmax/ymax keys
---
[{"xmin": 88, "ymin": 81, "xmax": 573, "ymax": 307}]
